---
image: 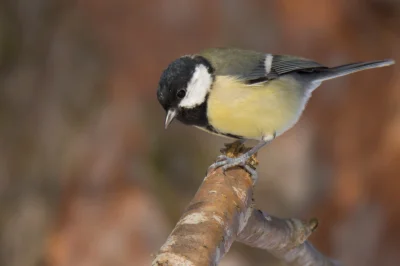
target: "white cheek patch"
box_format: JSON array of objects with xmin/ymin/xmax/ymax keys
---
[
  {"xmin": 179, "ymin": 64, "xmax": 213, "ymax": 108},
  {"xmin": 264, "ymin": 54, "xmax": 273, "ymax": 74}
]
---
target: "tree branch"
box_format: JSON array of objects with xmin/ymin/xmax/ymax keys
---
[
  {"xmin": 237, "ymin": 210, "xmax": 339, "ymax": 266},
  {"xmin": 153, "ymin": 142, "xmax": 340, "ymax": 266}
]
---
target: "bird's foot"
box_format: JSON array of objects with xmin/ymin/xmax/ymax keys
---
[
  {"xmin": 207, "ymin": 135, "xmax": 274, "ymax": 183},
  {"xmin": 208, "ymin": 145, "xmax": 258, "ymax": 183}
]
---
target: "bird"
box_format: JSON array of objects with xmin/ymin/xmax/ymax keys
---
[{"xmin": 156, "ymin": 47, "xmax": 395, "ymax": 180}]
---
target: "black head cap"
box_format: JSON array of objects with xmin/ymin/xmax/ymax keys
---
[{"xmin": 157, "ymin": 55, "xmax": 214, "ymax": 112}]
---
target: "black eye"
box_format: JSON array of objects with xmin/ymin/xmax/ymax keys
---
[{"xmin": 176, "ymin": 89, "xmax": 186, "ymax": 99}]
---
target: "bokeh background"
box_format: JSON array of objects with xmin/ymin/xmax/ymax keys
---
[{"xmin": 0, "ymin": 0, "xmax": 399, "ymax": 265}]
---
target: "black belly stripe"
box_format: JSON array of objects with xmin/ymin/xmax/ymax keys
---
[
  {"xmin": 177, "ymin": 101, "xmax": 243, "ymax": 140},
  {"xmin": 245, "ymin": 77, "xmax": 269, "ymax": 84}
]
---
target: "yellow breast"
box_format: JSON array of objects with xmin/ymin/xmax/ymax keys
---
[{"xmin": 207, "ymin": 76, "xmax": 305, "ymax": 140}]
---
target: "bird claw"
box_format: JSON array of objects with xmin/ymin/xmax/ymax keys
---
[
  {"xmin": 207, "ymin": 154, "xmax": 258, "ymax": 183},
  {"xmin": 215, "ymin": 154, "xmax": 228, "ymax": 162},
  {"xmin": 244, "ymin": 165, "xmax": 258, "ymax": 183},
  {"xmin": 220, "ymin": 156, "xmax": 247, "ymax": 171}
]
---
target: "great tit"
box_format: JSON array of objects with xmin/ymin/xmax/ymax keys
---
[{"xmin": 156, "ymin": 47, "xmax": 394, "ymax": 179}]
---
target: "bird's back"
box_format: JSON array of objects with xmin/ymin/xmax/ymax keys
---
[{"xmin": 199, "ymin": 47, "xmax": 265, "ymax": 77}]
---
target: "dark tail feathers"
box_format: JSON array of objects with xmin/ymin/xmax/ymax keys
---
[{"xmin": 312, "ymin": 59, "xmax": 395, "ymax": 82}]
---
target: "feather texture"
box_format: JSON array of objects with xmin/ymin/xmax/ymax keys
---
[
  {"xmin": 206, "ymin": 75, "xmax": 308, "ymax": 140},
  {"xmin": 270, "ymin": 55, "xmax": 326, "ymax": 76},
  {"xmin": 199, "ymin": 48, "xmax": 328, "ymax": 84}
]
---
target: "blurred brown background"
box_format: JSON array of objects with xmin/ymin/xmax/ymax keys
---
[{"xmin": 0, "ymin": 0, "xmax": 399, "ymax": 265}]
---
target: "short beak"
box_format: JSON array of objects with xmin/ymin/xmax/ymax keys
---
[{"xmin": 165, "ymin": 109, "xmax": 177, "ymax": 129}]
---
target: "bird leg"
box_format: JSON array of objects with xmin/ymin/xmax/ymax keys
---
[{"xmin": 208, "ymin": 134, "xmax": 274, "ymax": 183}]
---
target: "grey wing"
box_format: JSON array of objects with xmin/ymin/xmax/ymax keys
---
[
  {"xmin": 269, "ymin": 55, "xmax": 327, "ymax": 77},
  {"xmin": 240, "ymin": 55, "xmax": 328, "ymax": 84},
  {"xmin": 200, "ymin": 48, "xmax": 327, "ymax": 84}
]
